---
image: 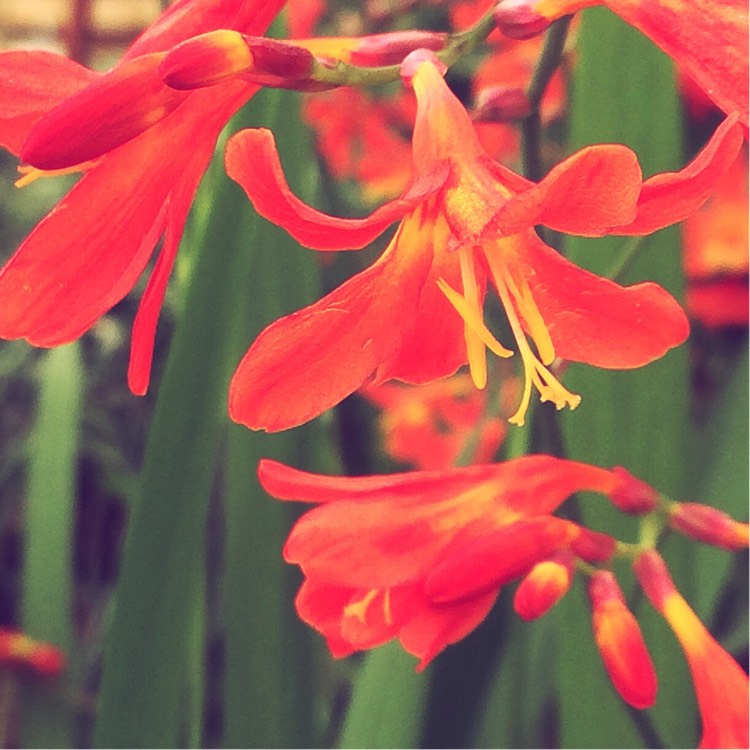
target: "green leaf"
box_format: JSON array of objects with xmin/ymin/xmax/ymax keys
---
[
  {"xmin": 338, "ymin": 643, "xmax": 429, "ymax": 749},
  {"xmin": 21, "ymin": 343, "xmax": 83, "ymax": 749},
  {"xmin": 558, "ymin": 7, "xmax": 695, "ymax": 748}
]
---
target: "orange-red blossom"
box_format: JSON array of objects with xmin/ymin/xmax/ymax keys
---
[
  {"xmin": 226, "ymin": 54, "xmax": 742, "ymax": 432},
  {"xmin": 259, "ymin": 455, "xmax": 620, "ymax": 669},
  {"xmin": 0, "ymin": 0, "xmax": 285, "ymax": 394}
]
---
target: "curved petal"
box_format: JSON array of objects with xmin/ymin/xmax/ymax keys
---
[
  {"xmin": 0, "ymin": 51, "xmax": 99, "ymax": 155},
  {"xmin": 399, "ymin": 587, "xmax": 499, "ymax": 671},
  {"xmin": 229, "ymin": 221, "xmax": 433, "ymax": 432},
  {"xmin": 259, "ymin": 455, "xmax": 616, "ymax": 508},
  {"xmin": 488, "ymin": 144, "xmax": 642, "ymax": 237},
  {"xmin": 225, "ymin": 127, "xmax": 433, "ymax": 250},
  {"xmin": 294, "ymin": 580, "xmax": 358, "ymax": 658},
  {"xmin": 520, "ymin": 232, "xmax": 689, "ymax": 368},
  {"xmin": 614, "ymin": 116, "xmax": 745, "ymax": 235}
]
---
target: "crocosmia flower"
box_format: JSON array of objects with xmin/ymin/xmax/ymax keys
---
[
  {"xmin": 0, "ymin": 0, "xmax": 284, "ymax": 394},
  {"xmin": 493, "ymin": 0, "xmax": 749, "ymax": 126},
  {"xmin": 259, "ymin": 455, "xmax": 618, "ymax": 669},
  {"xmin": 634, "ymin": 550, "xmax": 749, "ymax": 749},
  {"xmin": 226, "ymin": 54, "xmax": 742, "ymax": 432}
]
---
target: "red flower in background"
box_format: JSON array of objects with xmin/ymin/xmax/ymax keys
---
[
  {"xmin": 683, "ymin": 150, "xmax": 749, "ymax": 328},
  {"xmin": 362, "ymin": 373, "xmax": 509, "ymax": 470},
  {"xmin": 0, "ymin": 0, "xmax": 285, "ymax": 394},
  {"xmin": 494, "ymin": 0, "xmax": 749, "ymax": 126},
  {"xmin": 226, "ymin": 55, "xmax": 742, "ymax": 432},
  {"xmin": 259, "ymin": 455, "xmax": 617, "ymax": 669},
  {"xmin": 635, "ymin": 551, "xmax": 749, "ymax": 749},
  {"xmin": 0, "ymin": 629, "xmax": 65, "ymax": 678}
]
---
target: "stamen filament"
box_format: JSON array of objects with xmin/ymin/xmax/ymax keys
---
[{"xmin": 458, "ymin": 245, "xmax": 489, "ymax": 388}]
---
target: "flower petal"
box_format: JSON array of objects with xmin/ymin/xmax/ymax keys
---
[
  {"xmin": 259, "ymin": 455, "xmax": 616, "ymax": 509},
  {"xmin": 229, "ymin": 224, "xmax": 432, "ymax": 432},
  {"xmin": 489, "ymin": 144, "xmax": 642, "ymax": 236},
  {"xmin": 520, "ymin": 231, "xmax": 690, "ymax": 368},
  {"xmin": 21, "ymin": 53, "xmax": 188, "ymax": 170},
  {"xmin": 225, "ymin": 127, "xmax": 433, "ymax": 250},
  {"xmin": 614, "ymin": 116, "xmax": 745, "ymax": 235},
  {"xmin": 0, "ymin": 51, "xmax": 98, "ymax": 155}
]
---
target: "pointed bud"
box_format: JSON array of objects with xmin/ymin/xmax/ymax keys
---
[
  {"xmin": 493, "ymin": 0, "xmax": 551, "ymax": 40},
  {"xmin": 588, "ymin": 571, "xmax": 658, "ymax": 709},
  {"xmin": 473, "ymin": 86, "xmax": 532, "ymax": 122},
  {"xmin": 401, "ymin": 49, "xmax": 447, "ymax": 88},
  {"xmin": 608, "ymin": 467, "xmax": 659, "ymax": 514},
  {"xmin": 634, "ymin": 551, "xmax": 749, "ymax": 749},
  {"xmin": 0, "ymin": 629, "xmax": 65, "ymax": 678},
  {"xmin": 669, "ymin": 502, "xmax": 749, "ymax": 550},
  {"xmin": 513, "ymin": 552, "xmax": 574, "ymax": 620}
]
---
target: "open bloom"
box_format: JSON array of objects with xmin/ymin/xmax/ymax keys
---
[
  {"xmin": 0, "ymin": 0, "xmax": 284, "ymax": 394},
  {"xmin": 493, "ymin": 0, "xmax": 749, "ymax": 126},
  {"xmin": 635, "ymin": 551, "xmax": 749, "ymax": 749},
  {"xmin": 226, "ymin": 55, "xmax": 742, "ymax": 432},
  {"xmin": 259, "ymin": 455, "xmax": 618, "ymax": 669}
]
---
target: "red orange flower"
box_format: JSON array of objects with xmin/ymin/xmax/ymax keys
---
[
  {"xmin": 494, "ymin": 0, "xmax": 749, "ymax": 126},
  {"xmin": 635, "ymin": 550, "xmax": 749, "ymax": 749},
  {"xmin": 0, "ymin": 0, "xmax": 285, "ymax": 394},
  {"xmin": 226, "ymin": 56, "xmax": 742, "ymax": 432},
  {"xmin": 0, "ymin": 629, "xmax": 65, "ymax": 678},
  {"xmin": 259, "ymin": 455, "xmax": 618, "ymax": 669},
  {"xmin": 362, "ymin": 373, "xmax": 507, "ymax": 469}
]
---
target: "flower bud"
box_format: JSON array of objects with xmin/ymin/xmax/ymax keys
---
[
  {"xmin": 607, "ymin": 466, "xmax": 659, "ymax": 514},
  {"xmin": 588, "ymin": 571, "xmax": 657, "ymax": 709},
  {"xmin": 513, "ymin": 552, "xmax": 574, "ymax": 620},
  {"xmin": 570, "ymin": 527, "xmax": 616, "ymax": 564},
  {"xmin": 494, "ymin": 0, "xmax": 551, "ymax": 40},
  {"xmin": 349, "ymin": 31, "xmax": 447, "ymax": 67},
  {"xmin": 401, "ymin": 49, "xmax": 447, "ymax": 88},
  {"xmin": 669, "ymin": 502, "xmax": 749, "ymax": 550},
  {"xmin": 634, "ymin": 550, "xmax": 749, "ymax": 749}
]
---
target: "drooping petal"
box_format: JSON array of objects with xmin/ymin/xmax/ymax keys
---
[
  {"xmin": 614, "ymin": 115, "xmax": 745, "ymax": 235},
  {"xmin": 225, "ymin": 127, "xmax": 433, "ymax": 250},
  {"xmin": 294, "ymin": 580, "xmax": 358, "ymax": 658},
  {"xmin": 0, "ymin": 51, "xmax": 99, "ymax": 155},
  {"xmin": 229, "ymin": 220, "xmax": 433, "ymax": 432},
  {"xmin": 518, "ymin": 231, "xmax": 690, "ymax": 368}
]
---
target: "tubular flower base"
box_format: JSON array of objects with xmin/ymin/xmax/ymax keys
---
[
  {"xmin": 258, "ymin": 455, "xmax": 619, "ymax": 669},
  {"xmin": 226, "ymin": 56, "xmax": 742, "ymax": 433},
  {"xmin": 493, "ymin": 0, "xmax": 749, "ymax": 126},
  {"xmin": 0, "ymin": 0, "xmax": 285, "ymax": 395},
  {"xmin": 635, "ymin": 551, "xmax": 750, "ymax": 749}
]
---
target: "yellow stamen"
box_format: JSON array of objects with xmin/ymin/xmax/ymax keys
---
[
  {"xmin": 343, "ymin": 589, "xmax": 380, "ymax": 624},
  {"xmin": 484, "ymin": 244, "xmax": 580, "ymax": 426},
  {"xmin": 15, "ymin": 160, "xmax": 98, "ymax": 188},
  {"xmin": 383, "ymin": 588, "xmax": 393, "ymax": 626},
  {"xmin": 437, "ymin": 275, "xmax": 513, "ymax": 390},
  {"xmin": 458, "ymin": 245, "xmax": 489, "ymax": 388}
]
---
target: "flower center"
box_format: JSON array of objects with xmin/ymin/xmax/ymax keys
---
[{"xmin": 437, "ymin": 236, "xmax": 580, "ymax": 425}]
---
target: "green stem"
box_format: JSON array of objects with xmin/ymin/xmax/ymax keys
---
[
  {"xmin": 521, "ymin": 16, "xmax": 572, "ymax": 181},
  {"xmin": 310, "ymin": 8, "xmax": 498, "ymax": 87}
]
